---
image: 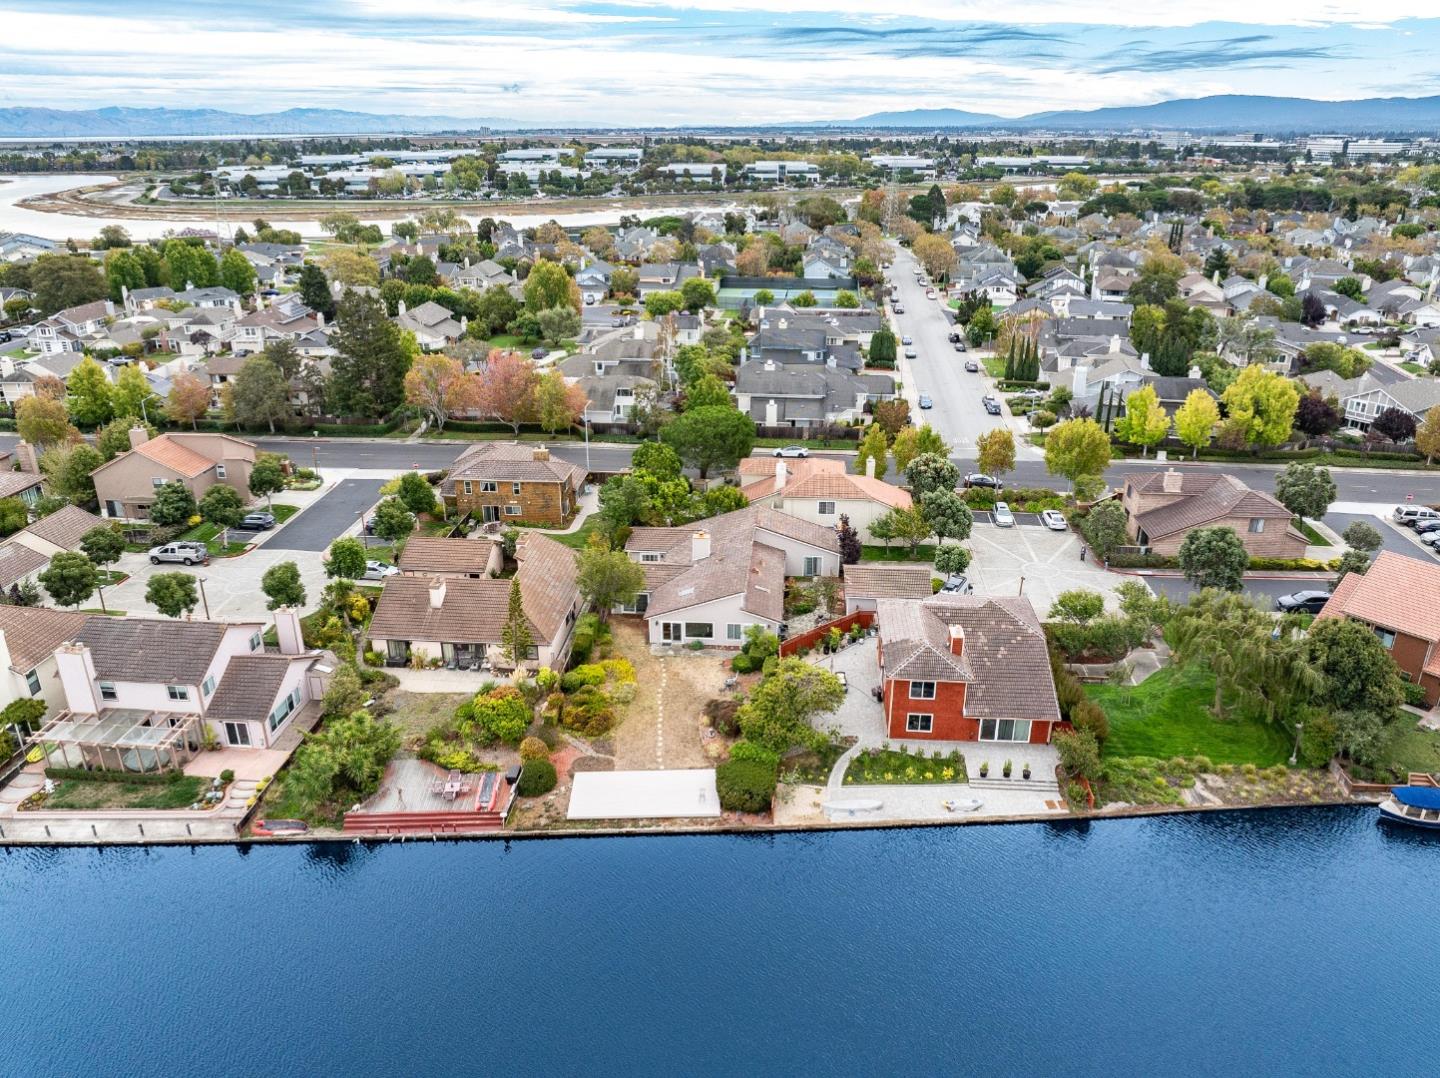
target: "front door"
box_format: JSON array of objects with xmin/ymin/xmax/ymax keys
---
[
  {"xmin": 481, "ymin": 505, "xmax": 501, "ymax": 523},
  {"xmin": 662, "ymin": 622, "xmax": 683, "ymax": 643}
]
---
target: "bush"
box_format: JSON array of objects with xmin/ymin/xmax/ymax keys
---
[
  {"xmin": 462, "ymin": 686, "xmax": 532, "ymax": 745},
  {"xmin": 1054, "ymin": 729, "xmax": 1101, "ymax": 780},
  {"xmin": 219, "ymin": 768, "xmax": 235, "ymax": 783},
  {"xmin": 44, "ymin": 766, "xmax": 184, "ymax": 785},
  {"xmin": 561, "ymin": 664, "xmax": 607, "ymax": 692},
  {"xmin": 570, "ymin": 613, "xmax": 611, "ymax": 664},
  {"xmin": 518, "ymin": 736, "xmax": 550, "ymax": 761},
  {"xmin": 561, "ymin": 685, "xmax": 616, "ymax": 737},
  {"xmin": 1070, "ymin": 698, "xmax": 1110, "ymax": 743},
  {"xmin": 704, "ymin": 697, "xmax": 741, "ymax": 737},
  {"xmin": 731, "ymin": 651, "xmax": 760, "ymax": 673},
  {"xmin": 1402, "ymin": 681, "xmax": 1429, "ymax": 708},
  {"xmin": 729, "ymin": 740, "xmax": 781, "ymax": 767},
  {"xmin": 516, "ymin": 759, "xmax": 558, "ymax": 797},
  {"xmin": 715, "ymin": 758, "xmax": 778, "ymax": 812}
]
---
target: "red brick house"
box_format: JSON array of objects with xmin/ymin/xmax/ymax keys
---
[
  {"xmin": 1317, "ymin": 550, "xmax": 1440, "ymax": 706},
  {"xmin": 876, "ymin": 595, "xmax": 1060, "ymax": 743}
]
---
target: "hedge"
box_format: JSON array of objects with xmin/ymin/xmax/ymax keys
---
[
  {"xmin": 715, "ymin": 758, "xmax": 778, "ymax": 812},
  {"xmin": 44, "ymin": 766, "xmax": 185, "ymax": 785},
  {"xmin": 1105, "ymin": 552, "xmax": 1342, "ymax": 572},
  {"xmin": 995, "ymin": 379, "xmax": 1051, "ymax": 391},
  {"xmin": 516, "ymin": 759, "xmax": 558, "ymax": 797}
]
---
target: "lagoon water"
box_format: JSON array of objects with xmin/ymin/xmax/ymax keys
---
[{"xmin": 2, "ymin": 807, "xmax": 1437, "ymax": 1077}]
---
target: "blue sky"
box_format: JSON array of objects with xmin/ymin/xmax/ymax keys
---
[{"xmin": 1, "ymin": 2, "xmax": 1438, "ymax": 124}]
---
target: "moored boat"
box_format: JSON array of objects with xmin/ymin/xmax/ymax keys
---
[{"xmin": 1377, "ymin": 785, "xmax": 1440, "ymax": 830}]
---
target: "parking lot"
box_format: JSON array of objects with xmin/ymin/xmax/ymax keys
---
[{"xmin": 966, "ymin": 518, "xmax": 1140, "ymax": 614}]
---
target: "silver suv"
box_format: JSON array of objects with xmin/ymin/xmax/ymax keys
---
[{"xmin": 149, "ymin": 541, "xmax": 209, "ymax": 566}]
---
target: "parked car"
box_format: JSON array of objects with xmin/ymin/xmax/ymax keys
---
[
  {"xmin": 939, "ymin": 574, "xmax": 973, "ymax": 594},
  {"xmin": 148, "ymin": 542, "xmax": 209, "ymax": 566},
  {"xmin": 892, "ymin": 303, "xmax": 905, "ymax": 314},
  {"xmin": 953, "ymin": 340, "xmax": 967, "ymax": 352},
  {"xmin": 900, "ymin": 335, "xmax": 913, "ymax": 346},
  {"xmin": 1394, "ymin": 505, "xmax": 1440, "ymax": 526},
  {"xmin": 925, "ymin": 289, "xmax": 936, "ymax": 299},
  {"xmin": 362, "ymin": 560, "xmax": 400, "ymax": 581},
  {"xmin": 1421, "ymin": 530, "xmax": 1440, "ymax": 547},
  {"xmin": 772, "ymin": 445, "xmax": 809, "ymax": 458},
  {"xmin": 236, "ymin": 511, "xmax": 276, "ymax": 531},
  {"xmin": 948, "ymin": 331, "xmax": 961, "ymax": 343},
  {"xmin": 1041, "ymin": 509, "xmax": 1068, "ymax": 531},
  {"xmin": 252, "ymin": 818, "xmax": 309, "ymax": 837},
  {"xmin": 1414, "ymin": 519, "xmax": 1440, "ymax": 534},
  {"xmin": 1016, "ymin": 388, "xmax": 1045, "ymax": 400},
  {"xmin": 964, "ymin": 473, "xmax": 1002, "ymax": 490},
  {"xmin": 918, "ymin": 394, "xmax": 933, "ymax": 409},
  {"xmin": 984, "ymin": 399, "xmax": 1003, "ymax": 415},
  {"xmin": 904, "ymin": 348, "xmax": 917, "ymax": 359},
  {"xmin": 993, "ymin": 501, "xmax": 1014, "ymax": 527},
  {"xmin": 964, "ymin": 359, "xmax": 980, "ymax": 373},
  {"xmin": 1275, "ymin": 590, "xmax": 1332, "ymax": 615}
]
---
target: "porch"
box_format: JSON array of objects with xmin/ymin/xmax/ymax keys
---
[{"xmin": 31, "ymin": 709, "xmax": 205, "ymax": 775}]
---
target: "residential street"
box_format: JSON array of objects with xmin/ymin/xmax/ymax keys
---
[{"xmin": 263, "ymin": 478, "xmax": 386, "ymax": 551}]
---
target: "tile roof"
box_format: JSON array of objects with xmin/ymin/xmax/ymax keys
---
[
  {"xmin": 513, "ymin": 532, "xmax": 581, "ymax": 643},
  {"xmin": 1317, "ymin": 550, "xmax": 1440, "ymax": 645},
  {"xmin": 131, "ymin": 435, "xmax": 216, "ymax": 479},
  {"xmin": 0, "ymin": 472, "xmax": 43, "ymax": 499},
  {"xmin": 842, "ymin": 564, "xmax": 934, "ymax": 601},
  {"xmin": 877, "ymin": 595, "xmax": 1060, "ymax": 722},
  {"xmin": 1129, "ymin": 472, "xmax": 1297, "ymax": 541},
  {"xmin": 0, "ymin": 542, "xmax": 48, "ymax": 589},
  {"xmin": 205, "ymin": 653, "xmax": 298, "ymax": 722},
  {"xmin": 0, "ymin": 605, "xmax": 89, "ymax": 673},
  {"xmin": 21, "ymin": 505, "xmax": 104, "ymax": 551},
  {"xmin": 443, "ymin": 442, "xmax": 586, "ymax": 490},
  {"xmin": 76, "ymin": 617, "xmax": 249, "ymax": 684},
  {"xmin": 397, "ymin": 537, "xmax": 496, "ymax": 575},
  {"xmin": 740, "ymin": 457, "xmax": 910, "ymax": 509}
]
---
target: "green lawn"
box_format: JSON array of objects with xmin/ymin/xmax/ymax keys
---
[
  {"xmin": 178, "ymin": 521, "xmax": 249, "ymax": 557},
  {"xmin": 862, "ymin": 544, "xmax": 937, "ymax": 562},
  {"xmin": 271, "ymin": 503, "xmax": 299, "ymax": 523},
  {"xmin": 548, "ymin": 516, "xmax": 603, "ymax": 551},
  {"xmin": 1292, "ymin": 517, "xmax": 1330, "ymax": 546},
  {"xmin": 469, "ymin": 334, "xmax": 528, "ymax": 351},
  {"xmin": 982, "ymin": 355, "xmax": 1007, "ymax": 378},
  {"xmin": 45, "ymin": 774, "xmax": 205, "ymax": 810},
  {"xmin": 1086, "ymin": 665, "xmax": 1292, "ymax": 766},
  {"xmin": 843, "ymin": 747, "xmax": 967, "ymax": 785},
  {"xmin": 1373, "ymin": 722, "xmax": 1440, "ymax": 777},
  {"xmin": 1399, "ymin": 361, "xmax": 1427, "ymax": 375}
]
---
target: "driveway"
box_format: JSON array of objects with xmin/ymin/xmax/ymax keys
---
[
  {"xmin": 263, "ymin": 478, "xmax": 386, "ymax": 551},
  {"xmin": 966, "ymin": 520, "xmax": 1143, "ymax": 616},
  {"xmin": 100, "ymin": 544, "xmax": 330, "ymax": 621}
]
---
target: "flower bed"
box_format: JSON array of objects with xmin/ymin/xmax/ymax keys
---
[{"xmin": 843, "ymin": 746, "xmax": 967, "ymax": 785}]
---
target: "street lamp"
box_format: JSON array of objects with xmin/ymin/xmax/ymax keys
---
[
  {"xmin": 1290, "ymin": 722, "xmax": 1304, "ymax": 766},
  {"xmin": 197, "ymin": 576, "xmax": 211, "ymax": 621},
  {"xmin": 582, "ymin": 406, "xmax": 592, "ymax": 475}
]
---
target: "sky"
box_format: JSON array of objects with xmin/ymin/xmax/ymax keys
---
[{"xmin": 1, "ymin": 2, "xmax": 1439, "ymax": 126}]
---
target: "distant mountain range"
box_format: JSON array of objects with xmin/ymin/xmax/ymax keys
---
[
  {"xmin": 851, "ymin": 94, "xmax": 1440, "ymax": 132},
  {"xmin": 0, "ymin": 107, "xmax": 523, "ymax": 137}
]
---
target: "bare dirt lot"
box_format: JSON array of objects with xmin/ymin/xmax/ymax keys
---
[{"xmin": 609, "ymin": 620, "xmax": 730, "ymax": 771}]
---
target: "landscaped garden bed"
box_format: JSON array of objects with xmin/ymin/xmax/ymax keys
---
[
  {"xmin": 843, "ymin": 746, "xmax": 967, "ymax": 785},
  {"xmin": 25, "ymin": 772, "xmax": 208, "ymax": 811},
  {"xmin": 178, "ymin": 521, "xmax": 250, "ymax": 557}
]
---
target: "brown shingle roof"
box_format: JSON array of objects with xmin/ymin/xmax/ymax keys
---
[
  {"xmin": 1132, "ymin": 473, "xmax": 1295, "ymax": 540},
  {"xmin": 1317, "ymin": 550, "xmax": 1440, "ymax": 645},
  {"xmin": 843, "ymin": 564, "xmax": 934, "ymax": 601},
  {"xmin": 397, "ymin": 537, "xmax": 495, "ymax": 575},
  {"xmin": 205, "ymin": 653, "xmax": 296, "ymax": 722},
  {"xmin": 76, "ymin": 617, "xmax": 244, "ymax": 684},
  {"xmin": 442, "ymin": 442, "xmax": 585, "ymax": 490},
  {"xmin": 0, "ymin": 472, "xmax": 43, "ymax": 499},
  {"xmin": 0, "ymin": 542, "xmax": 48, "ymax": 589},
  {"xmin": 0, "ymin": 605, "xmax": 89, "ymax": 673},
  {"xmin": 21, "ymin": 505, "xmax": 104, "ymax": 551},
  {"xmin": 513, "ymin": 532, "xmax": 580, "ymax": 643},
  {"xmin": 878, "ymin": 595, "xmax": 1060, "ymax": 723}
]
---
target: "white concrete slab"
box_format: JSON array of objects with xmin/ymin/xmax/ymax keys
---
[{"xmin": 568, "ymin": 769, "xmax": 721, "ymax": 820}]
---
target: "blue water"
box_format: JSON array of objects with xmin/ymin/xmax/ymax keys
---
[{"xmin": 2, "ymin": 807, "xmax": 1437, "ymax": 1077}]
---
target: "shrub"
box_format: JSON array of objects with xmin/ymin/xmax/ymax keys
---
[
  {"xmin": 570, "ymin": 613, "xmax": 611, "ymax": 664},
  {"xmin": 715, "ymin": 758, "xmax": 778, "ymax": 812},
  {"xmin": 1402, "ymin": 680, "xmax": 1428, "ymax": 708},
  {"xmin": 600, "ymin": 658, "xmax": 636, "ymax": 683},
  {"xmin": 1066, "ymin": 781, "xmax": 1089, "ymax": 809},
  {"xmin": 516, "ymin": 759, "xmax": 558, "ymax": 797},
  {"xmin": 731, "ymin": 651, "xmax": 759, "ymax": 673},
  {"xmin": 1299, "ymin": 714, "xmax": 1341, "ymax": 768},
  {"xmin": 561, "ymin": 685, "xmax": 616, "ymax": 737},
  {"xmin": 219, "ymin": 768, "xmax": 235, "ymax": 783},
  {"xmin": 729, "ymin": 740, "xmax": 781, "ymax": 767},
  {"xmin": 519, "ymin": 736, "xmax": 550, "ymax": 761},
  {"xmin": 1070, "ymin": 698, "xmax": 1110, "ymax": 743},
  {"xmin": 462, "ymin": 686, "xmax": 532, "ymax": 745},
  {"xmin": 1054, "ymin": 729, "xmax": 1101, "ymax": 780},
  {"xmin": 704, "ymin": 697, "xmax": 741, "ymax": 737},
  {"xmin": 561, "ymin": 664, "xmax": 607, "ymax": 692}
]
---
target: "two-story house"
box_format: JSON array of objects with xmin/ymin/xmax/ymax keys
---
[
  {"xmin": 737, "ymin": 456, "xmax": 911, "ymax": 543},
  {"xmin": 440, "ymin": 442, "xmax": 585, "ymax": 526},
  {"xmin": 31, "ymin": 300, "xmax": 116, "ymax": 354},
  {"xmin": 1318, "ymin": 551, "xmax": 1440, "ymax": 706},
  {"xmin": 91, "ymin": 429, "xmax": 258, "ymax": 520},
  {"xmin": 1120, "ymin": 469, "xmax": 1304, "ymax": 558}
]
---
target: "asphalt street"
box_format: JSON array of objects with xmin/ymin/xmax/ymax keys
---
[{"xmin": 265, "ymin": 478, "xmax": 386, "ymax": 551}]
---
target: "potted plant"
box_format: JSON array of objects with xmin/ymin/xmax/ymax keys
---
[
  {"xmin": 1003, "ymin": 759, "xmax": 1013, "ymax": 778},
  {"xmin": 979, "ymin": 761, "xmax": 989, "ymax": 778},
  {"xmin": 1023, "ymin": 762, "xmax": 1032, "ymax": 780}
]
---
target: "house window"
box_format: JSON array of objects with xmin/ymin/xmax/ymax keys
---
[
  {"xmin": 525, "ymin": 646, "xmax": 539, "ymax": 661},
  {"xmin": 1375, "ymin": 627, "xmax": 1397, "ymax": 649},
  {"xmin": 167, "ymin": 685, "xmax": 189, "ymax": 701},
  {"xmin": 480, "ymin": 481, "xmax": 498, "ymax": 493},
  {"xmin": 224, "ymin": 722, "xmax": 251, "ymax": 747},
  {"xmin": 803, "ymin": 556, "xmax": 821, "ymax": 576},
  {"xmin": 980, "ymin": 718, "xmax": 1032, "ymax": 741},
  {"xmin": 25, "ymin": 669, "xmax": 40, "ymax": 696},
  {"xmin": 151, "ymin": 477, "xmax": 165, "ymax": 488},
  {"xmin": 817, "ymin": 500, "xmax": 836, "ymax": 516},
  {"xmin": 463, "ymin": 481, "xmax": 472, "ymax": 495},
  {"xmin": 99, "ymin": 681, "xmax": 117, "ymax": 701},
  {"xmin": 249, "ymin": 631, "xmax": 262, "ymax": 650},
  {"xmin": 512, "ymin": 482, "xmax": 522, "ymax": 495},
  {"xmin": 504, "ymin": 504, "xmax": 521, "ymax": 516},
  {"xmin": 640, "ymin": 553, "xmax": 661, "ymax": 562},
  {"xmin": 906, "ymin": 713, "xmax": 933, "ymax": 733},
  {"xmin": 1248, "ymin": 518, "xmax": 1265, "ymax": 533},
  {"xmin": 215, "ymin": 464, "xmax": 227, "ymax": 479},
  {"xmin": 684, "ymin": 623, "xmax": 714, "ymax": 639},
  {"xmin": 727, "ymin": 624, "xmax": 744, "ymax": 641},
  {"xmin": 909, "ymin": 681, "xmax": 936, "ymax": 700}
]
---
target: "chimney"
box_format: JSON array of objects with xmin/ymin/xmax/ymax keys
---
[
  {"xmin": 315, "ymin": 311, "xmax": 325, "ymax": 328},
  {"xmin": 764, "ymin": 398, "xmax": 779, "ymax": 426},
  {"xmin": 1188, "ymin": 364, "xmax": 1202, "ymax": 380},
  {"xmin": 633, "ymin": 324, "xmax": 643, "ymax": 340},
  {"xmin": 128, "ymin": 425, "xmax": 150, "ymax": 450},
  {"xmin": 1162, "ymin": 468, "xmax": 1183, "ymax": 494},
  {"xmin": 865, "ymin": 454, "xmax": 876, "ymax": 479},
  {"xmin": 398, "ymin": 299, "xmax": 407, "ymax": 316},
  {"xmin": 532, "ymin": 445, "xmax": 550, "ymax": 462},
  {"xmin": 185, "ymin": 279, "xmax": 195, "ymax": 292},
  {"xmin": 56, "ymin": 643, "xmax": 102, "ymax": 715},
  {"xmin": 1072, "ymin": 364, "xmax": 1089, "ymax": 399},
  {"xmin": 121, "ymin": 283, "xmax": 130, "ymax": 302},
  {"xmin": 428, "ymin": 578, "xmax": 447, "ymax": 609},
  {"xmin": 1258, "ymin": 273, "xmax": 1268, "ymax": 292},
  {"xmin": 14, "ymin": 441, "xmax": 39, "ymax": 475},
  {"xmin": 691, "ymin": 530, "xmax": 711, "ymax": 561},
  {"xmin": 1109, "ymin": 334, "xmax": 1121, "ymax": 354},
  {"xmin": 1140, "ymin": 351, "xmax": 1151, "ymax": 371},
  {"xmin": 775, "ymin": 458, "xmax": 787, "ymax": 488},
  {"xmin": 948, "ymin": 623, "xmax": 965, "ymax": 658},
  {"xmin": 460, "ymin": 315, "xmax": 468, "ymax": 333},
  {"xmin": 273, "ymin": 607, "xmax": 304, "ymax": 655}
]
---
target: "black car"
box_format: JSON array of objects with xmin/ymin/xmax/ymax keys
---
[
  {"xmin": 1275, "ymin": 590, "xmax": 1332, "ymax": 615},
  {"xmin": 964, "ymin": 473, "xmax": 1002, "ymax": 490}
]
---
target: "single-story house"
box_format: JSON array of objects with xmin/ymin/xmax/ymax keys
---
[{"xmin": 1120, "ymin": 469, "xmax": 1304, "ymax": 558}]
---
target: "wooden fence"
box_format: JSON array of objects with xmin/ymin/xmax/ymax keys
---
[{"xmin": 780, "ymin": 611, "xmax": 875, "ymax": 657}]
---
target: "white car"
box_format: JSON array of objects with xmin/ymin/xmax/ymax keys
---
[
  {"xmin": 901, "ymin": 335, "xmax": 913, "ymax": 346},
  {"xmin": 993, "ymin": 501, "xmax": 1015, "ymax": 528},
  {"xmin": 904, "ymin": 348, "xmax": 917, "ymax": 359},
  {"xmin": 772, "ymin": 445, "xmax": 810, "ymax": 458},
  {"xmin": 362, "ymin": 560, "xmax": 400, "ymax": 581},
  {"xmin": 1041, "ymin": 509, "xmax": 1068, "ymax": 531},
  {"xmin": 1421, "ymin": 530, "xmax": 1440, "ymax": 547}
]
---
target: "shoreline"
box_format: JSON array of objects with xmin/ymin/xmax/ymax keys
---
[{"xmin": 0, "ymin": 793, "xmax": 1376, "ymax": 848}]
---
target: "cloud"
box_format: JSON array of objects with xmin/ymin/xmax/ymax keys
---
[{"xmin": 1091, "ymin": 35, "xmax": 1345, "ymax": 74}]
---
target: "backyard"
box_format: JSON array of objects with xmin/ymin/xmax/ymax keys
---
[
  {"xmin": 40, "ymin": 774, "xmax": 207, "ymax": 810},
  {"xmin": 1085, "ymin": 665, "xmax": 1293, "ymax": 766}
]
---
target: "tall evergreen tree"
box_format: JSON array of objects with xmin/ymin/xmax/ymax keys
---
[
  {"xmin": 298, "ymin": 263, "xmax": 335, "ymax": 317},
  {"xmin": 327, "ymin": 290, "xmax": 411, "ymax": 419},
  {"xmin": 500, "ymin": 578, "xmax": 533, "ymax": 668}
]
